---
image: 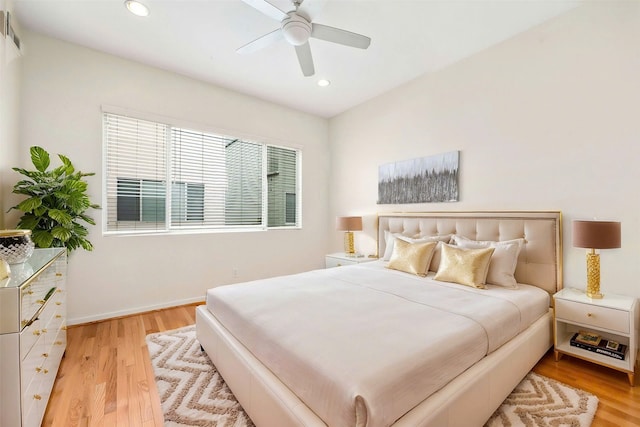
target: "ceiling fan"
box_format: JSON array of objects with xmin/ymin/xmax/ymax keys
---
[{"xmin": 237, "ymin": 0, "xmax": 371, "ymax": 77}]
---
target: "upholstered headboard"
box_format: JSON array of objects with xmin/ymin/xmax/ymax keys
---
[{"xmin": 378, "ymin": 211, "xmax": 563, "ymax": 295}]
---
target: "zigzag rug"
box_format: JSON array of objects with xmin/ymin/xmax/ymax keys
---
[{"xmin": 147, "ymin": 325, "xmax": 598, "ymax": 427}]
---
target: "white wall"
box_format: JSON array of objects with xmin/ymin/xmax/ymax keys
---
[
  {"xmin": 17, "ymin": 32, "xmax": 330, "ymax": 324},
  {"xmin": 0, "ymin": 0, "xmax": 22, "ymax": 227},
  {"xmin": 329, "ymin": 2, "xmax": 640, "ymax": 299}
]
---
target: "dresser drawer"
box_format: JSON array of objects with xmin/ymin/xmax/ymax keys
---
[
  {"xmin": 21, "ymin": 328, "xmax": 47, "ymax": 396},
  {"xmin": 20, "ymin": 317, "xmax": 44, "ymax": 361},
  {"xmin": 555, "ymin": 299, "xmax": 629, "ymax": 334}
]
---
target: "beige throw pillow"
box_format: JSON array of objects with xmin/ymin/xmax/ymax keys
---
[
  {"xmin": 387, "ymin": 239, "xmax": 437, "ymax": 277},
  {"xmin": 383, "ymin": 231, "xmax": 451, "ymax": 272},
  {"xmin": 451, "ymin": 235, "xmax": 524, "ymax": 288},
  {"xmin": 434, "ymin": 244, "xmax": 495, "ymax": 289}
]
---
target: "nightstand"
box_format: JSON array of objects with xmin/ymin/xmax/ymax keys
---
[
  {"xmin": 325, "ymin": 253, "xmax": 377, "ymax": 268},
  {"xmin": 553, "ymin": 287, "xmax": 639, "ymax": 386}
]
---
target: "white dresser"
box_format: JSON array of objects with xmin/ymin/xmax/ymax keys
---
[{"xmin": 0, "ymin": 248, "xmax": 67, "ymax": 427}]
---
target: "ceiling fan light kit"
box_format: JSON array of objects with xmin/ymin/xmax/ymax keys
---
[
  {"xmin": 238, "ymin": 0, "xmax": 371, "ymax": 77},
  {"xmin": 282, "ymin": 13, "xmax": 312, "ymax": 46}
]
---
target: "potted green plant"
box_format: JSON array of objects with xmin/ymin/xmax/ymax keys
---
[{"xmin": 9, "ymin": 146, "xmax": 100, "ymax": 253}]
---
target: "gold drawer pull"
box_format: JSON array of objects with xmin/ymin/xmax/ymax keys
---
[
  {"xmin": 42, "ymin": 353, "xmax": 49, "ymax": 358},
  {"xmin": 56, "ymin": 289, "xmax": 63, "ymax": 293},
  {"xmin": 27, "ymin": 290, "xmax": 34, "ymax": 295},
  {"xmin": 587, "ymin": 312, "xmax": 593, "ymax": 317},
  {"xmin": 43, "ymin": 369, "xmax": 49, "ymax": 374},
  {"xmin": 37, "ymin": 299, "xmax": 46, "ymax": 305},
  {"xmin": 56, "ymin": 302, "xmax": 62, "ymax": 306},
  {"xmin": 21, "ymin": 320, "xmax": 29, "ymax": 327},
  {"xmin": 56, "ymin": 273, "xmax": 63, "ymax": 276},
  {"xmin": 33, "ymin": 330, "xmax": 41, "ymax": 336},
  {"xmin": 36, "ymin": 367, "xmax": 41, "ymax": 373},
  {"xmin": 33, "ymin": 394, "xmax": 42, "ymax": 400},
  {"xmin": 54, "ymin": 340, "xmax": 64, "ymax": 345},
  {"xmin": 55, "ymin": 314, "xmax": 62, "ymax": 319},
  {"xmin": 62, "ymin": 326, "xmax": 68, "ymax": 330}
]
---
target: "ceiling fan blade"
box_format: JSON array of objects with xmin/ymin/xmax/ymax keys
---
[
  {"xmin": 240, "ymin": 0, "xmax": 288, "ymax": 22},
  {"xmin": 295, "ymin": 42, "xmax": 315, "ymax": 77},
  {"xmin": 237, "ymin": 29, "xmax": 283, "ymax": 54},
  {"xmin": 311, "ymin": 23, "xmax": 371, "ymax": 49}
]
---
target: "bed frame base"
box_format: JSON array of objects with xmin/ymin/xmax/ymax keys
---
[{"xmin": 196, "ymin": 305, "xmax": 553, "ymax": 427}]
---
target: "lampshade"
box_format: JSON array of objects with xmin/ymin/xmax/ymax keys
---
[
  {"xmin": 336, "ymin": 216, "xmax": 363, "ymax": 232},
  {"xmin": 573, "ymin": 221, "xmax": 621, "ymax": 249}
]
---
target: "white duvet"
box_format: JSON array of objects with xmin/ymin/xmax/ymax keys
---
[{"xmin": 206, "ymin": 261, "xmax": 549, "ymax": 427}]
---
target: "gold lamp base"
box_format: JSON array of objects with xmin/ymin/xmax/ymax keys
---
[
  {"xmin": 344, "ymin": 231, "xmax": 355, "ymax": 256},
  {"xmin": 585, "ymin": 250, "xmax": 603, "ymax": 299}
]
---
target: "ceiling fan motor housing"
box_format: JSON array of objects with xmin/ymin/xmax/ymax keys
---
[{"xmin": 282, "ymin": 12, "xmax": 311, "ymax": 46}]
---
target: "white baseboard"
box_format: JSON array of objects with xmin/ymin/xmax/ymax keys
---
[{"xmin": 67, "ymin": 296, "xmax": 205, "ymax": 326}]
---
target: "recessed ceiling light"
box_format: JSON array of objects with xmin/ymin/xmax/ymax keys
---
[
  {"xmin": 317, "ymin": 79, "xmax": 331, "ymax": 87},
  {"xmin": 125, "ymin": 0, "xmax": 149, "ymax": 17}
]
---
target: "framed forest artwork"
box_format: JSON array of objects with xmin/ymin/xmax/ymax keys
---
[{"xmin": 378, "ymin": 151, "xmax": 459, "ymax": 204}]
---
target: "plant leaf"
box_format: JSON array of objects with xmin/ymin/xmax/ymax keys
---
[
  {"xmin": 17, "ymin": 197, "xmax": 42, "ymax": 213},
  {"xmin": 18, "ymin": 214, "xmax": 40, "ymax": 230},
  {"xmin": 12, "ymin": 168, "xmax": 40, "ymax": 179},
  {"xmin": 32, "ymin": 229, "xmax": 54, "ymax": 248},
  {"xmin": 34, "ymin": 206, "xmax": 48, "ymax": 217},
  {"xmin": 79, "ymin": 214, "xmax": 96, "ymax": 225},
  {"xmin": 52, "ymin": 165, "xmax": 66, "ymax": 179},
  {"xmin": 80, "ymin": 239, "xmax": 94, "ymax": 251},
  {"xmin": 72, "ymin": 222, "xmax": 89, "ymax": 237},
  {"xmin": 30, "ymin": 146, "xmax": 51, "ymax": 172},
  {"xmin": 51, "ymin": 226, "xmax": 73, "ymax": 242},
  {"xmin": 58, "ymin": 154, "xmax": 75, "ymax": 174},
  {"xmin": 48, "ymin": 209, "xmax": 73, "ymax": 225}
]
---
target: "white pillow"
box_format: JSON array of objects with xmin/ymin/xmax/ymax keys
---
[
  {"xmin": 451, "ymin": 235, "xmax": 524, "ymax": 288},
  {"xmin": 383, "ymin": 231, "xmax": 408, "ymax": 261}
]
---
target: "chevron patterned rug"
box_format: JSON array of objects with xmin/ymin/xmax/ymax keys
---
[
  {"xmin": 146, "ymin": 325, "xmax": 254, "ymax": 427},
  {"xmin": 147, "ymin": 326, "xmax": 598, "ymax": 427},
  {"xmin": 485, "ymin": 371, "xmax": 598, "ymax": 427}
]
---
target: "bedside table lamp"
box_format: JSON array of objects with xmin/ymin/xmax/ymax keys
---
[
  {"xmin": 336, "ymin": 216, "xmax": 362, "ymax": 256},
  {"xmin": 572, "ymin": 220, "xmax": 621, "ymax": 299}
]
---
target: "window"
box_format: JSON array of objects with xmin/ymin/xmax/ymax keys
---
[
  {"xmin": 285, "ymin": 193, "xmax": 296, "ymax": 224},
  {"xmin": 116, "ymin": 179, "xmax": 204, "ymax": 224},
  {"xmin": 103, "ymin": 112, "xmax": 301, "ymax": 234}
]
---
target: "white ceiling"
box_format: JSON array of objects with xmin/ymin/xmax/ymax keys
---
[{"xmin": 12, "ymin": 0, "xmax": 580, "ymax": 118}]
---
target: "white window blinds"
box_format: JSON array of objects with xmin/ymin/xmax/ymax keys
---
[
  {"xmin": 103, "ymin": 112, "xmax": 300, "ymax": 234},
  {"xmin": 104, "ymin": 113, "xmax": 167, "ymax": 232}
]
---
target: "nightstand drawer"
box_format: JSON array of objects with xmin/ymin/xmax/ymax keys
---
[
  {"xmin": 555, "ymin": 299, "xmax": 629, "ymax": 334},
  {"xmin": 325, "ymin": 257, "xmax": 357, "ymax": 268}
]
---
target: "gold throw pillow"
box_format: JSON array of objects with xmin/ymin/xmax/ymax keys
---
[
  {"xmin": 434, "ymin": 244, "xmax": 495, "ymax": 288},
  {"xmin": 387, "ymin": 239, "xmax": 437, "ymax": 277}
]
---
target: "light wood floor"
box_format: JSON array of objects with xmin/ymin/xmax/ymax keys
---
[{"xmin": 43, "ymin": 304, "xmax": 640, "ymax": 426}]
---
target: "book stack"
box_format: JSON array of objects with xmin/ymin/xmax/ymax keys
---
[{"xmin": 570, "ymin": 331, "xmax": 627, "ymax": 360}]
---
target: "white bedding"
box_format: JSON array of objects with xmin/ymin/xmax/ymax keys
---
[{"xmin": 205, "ymin": 261, "xmax": 549, "ymax": 427}]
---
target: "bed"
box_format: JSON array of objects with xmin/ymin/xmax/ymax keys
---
[{"xmin": 196, "ymin": 211, "xmax": 562, "ymax": 426}]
